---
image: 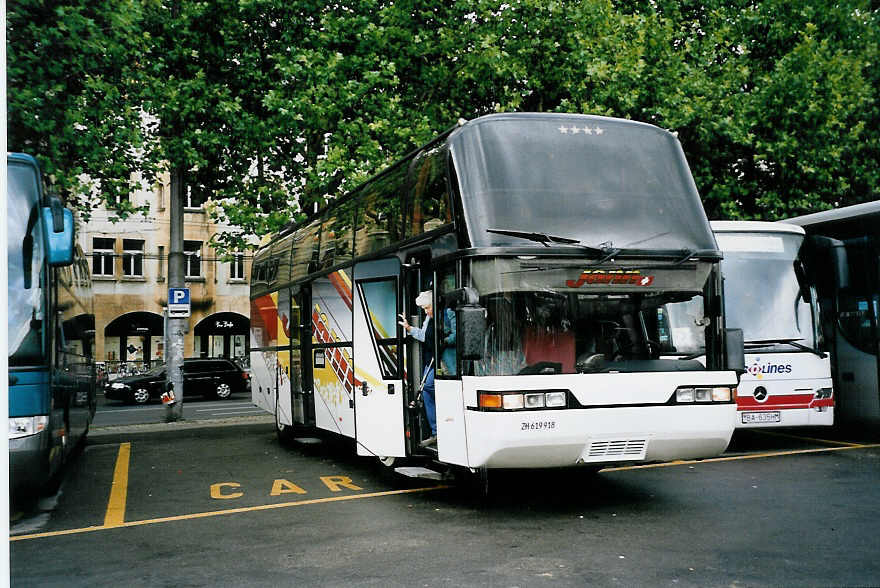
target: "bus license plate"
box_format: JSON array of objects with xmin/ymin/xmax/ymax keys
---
[{"xmin": 742, "ymin": 411, "xmax": 780, "ymax": 424}]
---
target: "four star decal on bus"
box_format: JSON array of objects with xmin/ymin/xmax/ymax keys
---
[{"xmin": 558, "ymin": 125, "xmax": 604, "ymax": 135}]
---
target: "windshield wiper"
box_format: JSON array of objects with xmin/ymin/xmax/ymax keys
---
[
  {"xmin": 744, "ymin": 338, "xmax": 825, "ymax": 358},
  {"xmin": 487, "ymin": 228, "xmax": 581, "ymax": 247},
  {"xmin": 672, "ymin": 249, "xmax": 722, "ymax": 265},
  {"xmin": 487, "ymin": 228, "xmax": 608, "ymax": 256}
]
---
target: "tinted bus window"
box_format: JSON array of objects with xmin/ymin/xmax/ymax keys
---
[
  {"xmin": 319, "ymin": 198, "xmax": 357, "ymax": 270},
  {"xmin": 406, "ymin": 147, "xmax": 452, "ymax": 239},
  {"xmin": 354, "ymin": 164, "xmax": 407, "ymax": 256},
  {"xmin": 8, "ymin": 163, "xmax": 46, "ymax": 366}
]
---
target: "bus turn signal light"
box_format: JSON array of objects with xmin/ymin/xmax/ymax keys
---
[{"xmin": 478, "ymin": 391, "xmax": 569, "ymax": 411}]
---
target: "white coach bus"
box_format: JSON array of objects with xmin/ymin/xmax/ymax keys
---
[
  {"xmin": 712, "ymin": 221, "xmax": 834, "ymax": 428},
  {"xmin": 249, "ymin": 113, "xmax": 744, "ymax": 482}
]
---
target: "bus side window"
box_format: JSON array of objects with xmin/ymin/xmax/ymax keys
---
[
  {"xmin": 290, "ymin": 220, "xmax": 321, "ymax": 282},
  {"xmin": 407, "ymin": 148, "xmax": 452, "ymax": 240},
  {"xmin": 357, "ymin": 278, "xmax": 399, "ymax": 378},
  {"xmin": 318, "ymin": 199, "xmax": 356, "ymax": 270},
  {"xmin": 355, "ymin": 164, "xmax": 406, "ymax": 257},
  {"xmin": 437, "ymin": 268, "xmax": 457, "ymax": 376}
]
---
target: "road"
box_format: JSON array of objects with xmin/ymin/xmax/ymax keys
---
[
  {"xmin": 9, "ymin": 421, "xmax": 880, "ymax": 587},
  {"xmin": 93, "ymin": 389, "xmax": 266, "ymax": 427}
]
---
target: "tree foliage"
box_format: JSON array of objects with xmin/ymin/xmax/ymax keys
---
[
  {"xmin": 7, "ymin": 0, "xmax": 156, "ymax": 220},
  {"xmin": 7, "ymin": 0, "xmax": 879, "ymax": 249}
]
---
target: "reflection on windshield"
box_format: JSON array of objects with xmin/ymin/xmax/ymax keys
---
[
  {"xmin": 453, "ymin": 115, "xmax": 716, "ymax": 252},
  {"xmin": 8, "ymin": 161, "xmax": 45, "ymax": 364},
  {"xmin": 718, "ymin": 232, "xmax": 816, "ymax": 350},
  {"xmin": 466, "ymin": 259, "xmax": 708, "ymax": 376}
]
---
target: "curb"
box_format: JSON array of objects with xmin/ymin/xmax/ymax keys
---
[{"xmin": 88, "ymin": 414, "xmax": 275, "ymax": 437}]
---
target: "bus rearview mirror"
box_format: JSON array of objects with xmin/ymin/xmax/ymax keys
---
[
  {"xmin": 42, "ymin": 197, "xmax": 75, "ymax": 267},
  {"xmin": 724, "ymin": 328, "xmax": 745, "ymax": 375},
  {"xmin": 808, "ymin": 235, "xmax": 849, "ymax": 291},
  {"xmin": 444, "ymin": 286, "xmax": 480, "ymax": 308}
]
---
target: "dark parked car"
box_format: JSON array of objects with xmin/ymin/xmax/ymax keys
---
[{"xmin": 104, "ymin": 358, "xmax": 250, "ymax": 404}]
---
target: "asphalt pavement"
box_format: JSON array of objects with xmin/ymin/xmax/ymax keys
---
[{"xmin": 9, "ymin": 419, "xmax": 880, "ymax": 587}]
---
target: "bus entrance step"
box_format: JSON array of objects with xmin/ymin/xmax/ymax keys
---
[{"xmin": 394, "ymin": 466, "xmax": 445, "ymax": 481}]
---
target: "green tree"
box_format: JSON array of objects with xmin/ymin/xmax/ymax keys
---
[
  {"xmin": 7, "ymin": 0, "xmax": 156, "ymax": 219},
  {"xmin": 8, "ymin": 0, "xmax": 879, "ymax": 239}
]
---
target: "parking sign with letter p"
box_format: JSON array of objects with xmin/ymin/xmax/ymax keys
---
[{"xmin": 168, "ymin": 288, "xmax": 191, "ymax": 318}]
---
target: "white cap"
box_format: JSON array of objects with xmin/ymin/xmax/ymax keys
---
[{"xmin": 415, "ymin": 290, "xmax": 432, "ymax": 308}]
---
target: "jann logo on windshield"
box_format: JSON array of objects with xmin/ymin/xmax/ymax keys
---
[{"xmin": 566, "ymin": 270, "xmax": 655, "ymax": 288}]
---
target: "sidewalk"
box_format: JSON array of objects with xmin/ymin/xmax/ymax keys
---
[{"xmin": 88, "ymin": 413, "xmax": 274, "ymax": 438}]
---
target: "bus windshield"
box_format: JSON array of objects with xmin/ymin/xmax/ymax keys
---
[
  {"xmin": 7, "ymin": 161, "xmax": 45, "ymax": 365},
  {"xmin": 459, "ymin": 258, "xmax": 711, "ymax": 377},
  {"xmin": 716, "ymin": 231, "xmax": 816, "ymax": 350},
  {"xmin": 451, "ymin": 115, "xmax": 717, "ymax": 253}
]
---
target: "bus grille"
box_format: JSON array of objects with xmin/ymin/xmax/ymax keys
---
[{"xmin": 583, "ymin": 439, "xmax": 647, "ymax": 462}]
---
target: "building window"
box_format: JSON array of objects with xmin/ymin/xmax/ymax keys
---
[
  {"xmin": 122, "ymin": 239, "xmax": 144, "ymax": 277},
  {"xmin": 184, "ymin": 241, "xmax": 202, "ymax": 278},
  {"xmin": 157, "ymin": 246, "xmax": 165, "ymax": 281},
  {"xmin": 107, "ymin": 192, "xmax": 130, "ymax": 207},
  {"xmin": 229, "ymin": 254, "xmax": 245, "ymax": 280},
  {"xmin": 92, "ymin": 237, "xmax": 115, "ymax": 277},
  {"xmin": 185, "ymin": 185, "xmax": 207, "ymax": 209}
]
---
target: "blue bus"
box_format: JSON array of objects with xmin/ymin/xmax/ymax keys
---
[{"xmin": 8, "ymin": 153, "xmax": 96, "ymax": 498}]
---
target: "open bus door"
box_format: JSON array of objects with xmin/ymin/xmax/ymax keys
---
[{"xmin": 353, "ymin": 258, "xmax": 406, "ymax": 458}]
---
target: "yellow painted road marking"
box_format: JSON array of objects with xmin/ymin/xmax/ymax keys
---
[
  {"xmin": 103, "ymin": 442, "xmax": 131, "ymax": 527},
  {"xmin": 11, "ymin": 485, "xmax": 450, "ymax": 542},
  {"xmin": 12, "ymin": 441, "xmax": 880, "ymax": 543},
  {"xmin": 602, "ymin": 442, "xmax": 880, "ymax": 472},
  {"xmin": 211, "ymin": 482, "xmax": 244, "ymax": 499}
]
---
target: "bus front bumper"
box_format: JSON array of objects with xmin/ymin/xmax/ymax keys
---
[
  {"xmin": 9, "ymin": 430, "xmax": 52, "ymax": 497},
  {"xmin": 463, "ymin": 404, "xmax": 736, "ymax": 469}
]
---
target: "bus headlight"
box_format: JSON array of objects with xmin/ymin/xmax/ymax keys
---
[
  {"xmin": 9, "ymin": 416, "xmax": 48, "ymax": 439},
  {"xmin": 674, "ymin": 387, "xmax": 732, "ymax": 403},
  {"xmin": 545, "ymin": 391, "xmax": 567, "ymax": 407},
  {"xmin": 814, "ymin": 387, "xmax": 833, "ymax": 399},
  {"xmin": 478, "ymin": 390, "xmax": 569, "ymax": 410},
  {"xmin": 676, "ymin": 388, "xmax": 695, "ymax": 403},
  {"xmin": 712, "ymin": 387, "xmax": 732, "ymax": 402},
  {"xmin": 502, "ymin": 394, "xmax": 525, "ymax": 410}
]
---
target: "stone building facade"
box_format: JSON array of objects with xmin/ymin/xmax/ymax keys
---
[{"xmin": 80, "ymin": 172, "xmax": 252, "ymax": 373}]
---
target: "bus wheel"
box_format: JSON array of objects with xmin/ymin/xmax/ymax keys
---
[
  {"xmin": 132, "ymin": 388, "xmax": 151, "ymax": 405},
  {"xmin": 215, "ymin": 382, "xmax": 232, "ymax": 400},
  {"xmin": 463, "ymin": 466, "xmax": 491, "ymax": 499},
  {"xmin": 378, "ymin": 456, "xmax": 398, "ymax": 468}
]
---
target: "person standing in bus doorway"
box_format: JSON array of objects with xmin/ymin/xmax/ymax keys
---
[{"xmin": 399, "ymin": 291, "xmax": 437, "ymax": 447}]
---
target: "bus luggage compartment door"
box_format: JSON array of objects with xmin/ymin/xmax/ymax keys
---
[{"xmin": 353, "ymin": 259, "xmax": 406, "ymax": 458}]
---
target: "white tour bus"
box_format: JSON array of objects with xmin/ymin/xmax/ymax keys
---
[
  {"xmin": 250, "ymin": 113, "xmax": 744, "ymax": 483},
  {"xmin": 712, "ymin": 221, "xmax": 834, "ymax": 428}
]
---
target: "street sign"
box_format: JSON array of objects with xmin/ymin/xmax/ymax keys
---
[{"xmin": 168, "ymin": 287, "xmax": 191, "ymax": 318}]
